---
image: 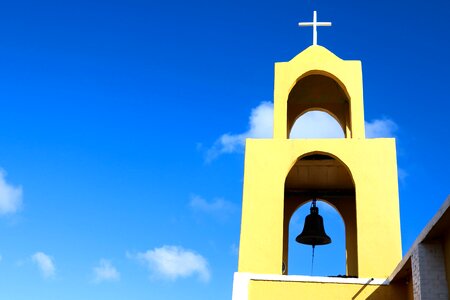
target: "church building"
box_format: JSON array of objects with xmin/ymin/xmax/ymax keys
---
[{"xmin": 232, "ymin": 12, "xmax": 450, "ymax": 300}]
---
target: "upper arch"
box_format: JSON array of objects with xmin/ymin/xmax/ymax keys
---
[
  {"xmin": 287, "ymin": 70, "xmax": 351, "ymax": 101},
  {"xmin": 287, "ymin": 73, "xmax": 351, "ymax": 137},
  {"xmin": 272, "ymin": 45, "xmax": 366, "ymax": 139}
]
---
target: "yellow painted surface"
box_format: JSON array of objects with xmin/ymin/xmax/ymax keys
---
[
  {"xmin": 248, "ymin": 280, "xmax": 407, "ymax": 300},
  {"xmin": 238, "ymin": 139, "xmax": 402, "ymax": 278},
  {"xmin": 273, "ymin": 45, "xmax": 365, "ymax": 139},
  {"xmin": 236, "ymin": 45, "xmax": 403, "ymax": 300},
  {"xmin": 283, "ymin": 157, "xmax": 358, "ymax": 276}
]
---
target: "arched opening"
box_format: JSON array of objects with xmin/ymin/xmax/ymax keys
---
[
  {"xmin": 282, "ymin": 153, "xmax": 357, "ymax": 276},
  {"xmin": 287, "ymin": 74, "xmax": 351, "ymax": 138},
  {"xmin": 289, "ymin": 110, "xmax": 345, "ymax": 139},
  {"xmin": 288, "ymin": 199, "xmax": 346, "ymax": 276}
]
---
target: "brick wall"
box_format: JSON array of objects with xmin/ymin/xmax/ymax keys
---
[{"xmin": 411, "ymin": 242, "xmax": 449, "ymax": 300}]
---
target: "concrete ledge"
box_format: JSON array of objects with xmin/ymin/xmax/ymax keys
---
[
  {"xmin": 248, "ymin": 273, "xmax": 388, "ymax": 285},
  {"xmin": 232, "ymin": 272, "xmax": 389, "ymax": 300}
]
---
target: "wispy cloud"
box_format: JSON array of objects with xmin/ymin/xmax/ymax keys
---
[
  {"xmin": 129, "ymin": 245, "xmax": 210, "ymax": 282},
  {"xmin": 93, "ymin": 259, "xmax": 120, "ymax": 283},
  {"xmin": 290, "ymin": 111, "xmax": 344, "ymax": 138},
  {"xmin": 189, "ymin": 195, "xmax": 236, "ymax": 220},
  {"xmin": 398, "ymin": 167, "xmax": 408, "ymax": 184},
  {"xmin": 365, "ymin": 118, "xmax": 398, "ymax": 138},
  {"xmin": 206, "ymin": 102, "xmax": 400, "ymax": 161},
  {"xmin": 31, "ymin": 252, "xmax": 55, "ymax": 279},
  {"xmin": 0, "ymin": 169, "xmax": 23, "ymax": 215},
  {"xmin": 230, "ymin": 243, "xmax": 239, "ymax": 256},
  {"xmin": 206, "ymin": 101, "xmax": 273, "ymax": 162}
]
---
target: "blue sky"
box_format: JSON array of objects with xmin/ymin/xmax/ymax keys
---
[{"xmin": 0, "ymin": 0, "xmax": 449, "ymax": 299}]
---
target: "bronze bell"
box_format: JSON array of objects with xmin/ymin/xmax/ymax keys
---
[{"xmin": 296, "ymin": 199, "xmax": 331, "ymax": 246}]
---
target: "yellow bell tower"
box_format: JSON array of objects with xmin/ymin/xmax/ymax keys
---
[{"xmin": 232, "ymin": 16, "xmax": 404, "ymax": 299}]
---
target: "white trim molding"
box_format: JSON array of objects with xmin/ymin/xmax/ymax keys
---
[{"xmin": 232, "ymin": 272, "xmax": 389, "ymax": 300}]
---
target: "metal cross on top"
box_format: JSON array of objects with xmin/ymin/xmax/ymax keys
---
[{"xmin": 298, "ymin": 11, "xmax": 332, "ymax": 46}]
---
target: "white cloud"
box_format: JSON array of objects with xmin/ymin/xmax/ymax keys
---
[
  {"xmin": 398, "ymin": 167, "xmax": 408, "ymax": 184},
  {"xmin": 0, "ymin": 170, "xmax": 23, "ymax": 215},
  {"xmin": 93, "ymin": 259, "xmax": 120, "ymax": 283},
  {"xmin": 205, "ymin": 103, "xmax": 345, "ymax": 161},
  {"xmin": 189, "ymin": 195, "xmax": 236, "ymax": 218},
  {"xmin": 130, "ymin": 245, "xmax": 210, "ymax": 282},
  {"xmin": 365, "ymin": 118, "xmax": 398, "ymax": 138},
  {"xmin": 206, "ymin": 102, "xmax": 399, "ymax": 160},
  {"xmin": 230, "ymin": 243, "xmax": 239, "ymax": 256},
  {"xmin": 290, "ymin": 111, "xmax": 345, "ymax": 138},
  {"xmin": 206, "ymin": 101, "xmax": 273, "ymax": 161},
  {"xmin": 31, "ymin": 252, "xmax": 55, "ymax": 279}
]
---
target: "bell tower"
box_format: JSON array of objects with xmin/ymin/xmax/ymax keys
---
[{"xmin": 233, "ymin": 16, "xmax": 403, "ymax": 299}]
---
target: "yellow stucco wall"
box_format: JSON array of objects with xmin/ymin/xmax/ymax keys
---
[
  {"xmin": 273, "ymin": 45, "xmax": 365, "ymax": 139},
  {"xmin": 248, "ymin": 280, "xmax": 407, "ymax": 300},
  {"xmin": 238, "ymin": 138, "xmax": 402, "ymax": 278},
  {"xmin": 236, "ymin": 46, "xmax": 403, "ymax": 300}
]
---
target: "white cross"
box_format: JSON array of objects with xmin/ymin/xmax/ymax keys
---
[{"xmin": 298, "ymin": 11, "xmax": 332, "ymax": 46}]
